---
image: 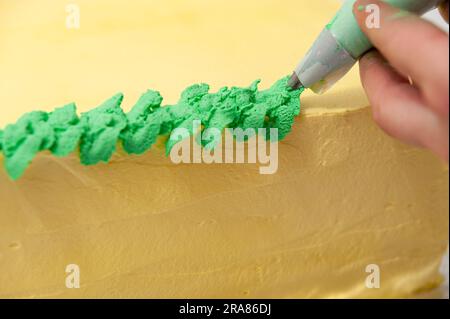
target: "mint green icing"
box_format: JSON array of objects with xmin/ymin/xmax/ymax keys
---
[{"xmin": 0, "ymin": 76, "xmax": 304, "ymax": 180}]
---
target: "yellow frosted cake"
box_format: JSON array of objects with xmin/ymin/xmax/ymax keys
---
[{"xmin": 0, "ymin": 0, "xmax": 448, "ymax": 298}]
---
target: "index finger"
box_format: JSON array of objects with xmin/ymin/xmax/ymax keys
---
[{"xmin": 353, "ymin": 0, "xmax": 449, "ymax": 116}]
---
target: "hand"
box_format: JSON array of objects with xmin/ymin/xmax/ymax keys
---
[{"xmin": 353, "ymin": 0, "xmax": 449, "ymax": 162}]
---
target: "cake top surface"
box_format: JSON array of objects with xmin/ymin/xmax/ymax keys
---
[{"xmin": 0, "ymin": 0, "xmax": 368, "ymax": 128}]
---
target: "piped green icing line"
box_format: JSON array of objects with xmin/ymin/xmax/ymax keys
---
[{"xmin": 0, "ymin": 76, "xmax": 304, "ymax": 180}]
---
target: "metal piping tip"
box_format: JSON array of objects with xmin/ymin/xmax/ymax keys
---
[{"xmin": 288, "ymin": 72, "xmax": 303, "ymax": 90}]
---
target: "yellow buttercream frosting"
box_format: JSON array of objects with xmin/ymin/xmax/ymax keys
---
[{"xmin": 0, "ymin": 0, "xmax": 448, "ymax": 298}]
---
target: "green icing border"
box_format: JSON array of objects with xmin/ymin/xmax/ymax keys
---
[{"xmin": 0, "ymin": 76, "xmax": 304, "ymax": 180}]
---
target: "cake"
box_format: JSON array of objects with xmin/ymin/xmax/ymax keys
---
[{"xmin": 0, "ymin": 0, "xmax": 448, "ymax": 298}]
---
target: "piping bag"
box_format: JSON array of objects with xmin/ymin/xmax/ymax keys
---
[{"xmin": 288, "ymin": 0, "xmax": 444, "ymax": 93}]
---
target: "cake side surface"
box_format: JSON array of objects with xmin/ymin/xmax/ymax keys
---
[{"xmin": 0, "ymin": 106, "xmax": 448, "ymax": 298}]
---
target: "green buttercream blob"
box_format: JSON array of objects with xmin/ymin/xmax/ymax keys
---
[
  {"xmin": 80, "ymin": 93, "xmax": 127, "ymax": 165},
  {"xmin": 0, "ymin": 131, "xmax": 3, "ymax": 152},
  {"xmin": 49, "ymin": 103, "xmax": 84, "ymax": 157},
  {"xmin": 0, "ymin": 76, "xmax": 304, "ymax": 180},
  {"xmin": 120, "ymin": 90, "xmax": 164, "ymax": 154}
]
